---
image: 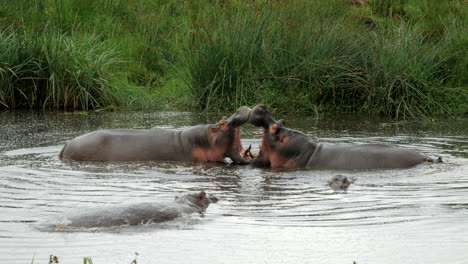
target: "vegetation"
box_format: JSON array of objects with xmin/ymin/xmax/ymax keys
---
[
  {"xmin": 0, "ymin": 0, "xmax": 466, "ymax": 118},
  {"xmin": 0, "ymin": 31, "xmax": 123, "ymax": 109}
]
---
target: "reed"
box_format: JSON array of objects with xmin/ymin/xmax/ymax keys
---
[
  {"xmin": 0, "ymin": 30, "xmax": 123, "ymax": 109},
  {"xmin": 359, "ymin": 21, "xmax": 465, "ymax": 118},
  {"xmin": 182, "ymin": 0, "xmax": 467, "ymax": 118},
  {"xmin": 0, "ymin": 0, "xmax": 466, "ymax": 117}
]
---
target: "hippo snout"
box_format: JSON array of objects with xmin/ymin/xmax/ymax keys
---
[
  {"xmin": 328, "ymin": 175, "xmax": 355, "ymax": 191},
  {"xmin": 225, "ymin": 106, "xmax": 252, "ymax": 127},
  {"xmin": 248, "ymin": 104, "xmax": 280, "ymax": 128},
  {"xmin": 208, "ymin": 194, "xmax": 219, "ymax": 204}
]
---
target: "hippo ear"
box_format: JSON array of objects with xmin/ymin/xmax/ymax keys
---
[
  {"xmin": 218, "ymin": 120, "xmax": 227, "ymax": 126},
  {"xmin": 195, "ymin": 191, "xmax": 206, "ymax": 200},
  {"xmin": 217, "ymin": 120, "xmax": 229, "ymax": 131},
  {"xmin": 209, "ymin": 127, "xmax": 219, "ymax": 136},
  {"xmin": 269, "ymin": 124, "xmax": 280, "ymax": 135}
]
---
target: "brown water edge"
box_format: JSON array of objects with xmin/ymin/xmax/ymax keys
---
[{"xmin": 0, "ymin": 110, "xmax": 467, "ymax": 264}]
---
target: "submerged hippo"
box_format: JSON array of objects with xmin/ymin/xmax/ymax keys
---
[
  {"xmin": 328, "ymin": 175, "xmax": 355, "ymax": 191},
  {"xmin": 65, "ymin": 191, "xmax": 218, "ymax": 228},
  {"xmin": 60, "ymin": 106, "xmax": 251, "ymax": 163},
  {"xmin": 248, "ymin": 104, "xmax": 427, "ymax": 170}
]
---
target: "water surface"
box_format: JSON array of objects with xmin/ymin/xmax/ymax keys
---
[{"xmin": 0, "ymin": 111, "xmax": 467, "ymax": 263}]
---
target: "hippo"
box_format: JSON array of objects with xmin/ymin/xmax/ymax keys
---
[
  {"xmin": 64, "ymin": 191, "xmax": 218, "ymax": 228},
  {"xmin": 248, "ymin": 104, "xmax": 428, "ymax": 170},
  {"xmin": 328, "ymin": 175, "xmax": 355, "ymax": 191},
  {"xmin": 59, "ymin": 106, "xmax": 252, "ymax": 163}
]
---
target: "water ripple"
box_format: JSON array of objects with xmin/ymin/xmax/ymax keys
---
[{"xmin": 0, "ymin": 111, "xmax": 467, "ymax": 263}]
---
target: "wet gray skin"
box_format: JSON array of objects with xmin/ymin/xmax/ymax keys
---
[
  {"xmin": 226, "ymin": 106, "xmax": 252, "ymax": 127},
  {"xmin": 328, "ymin": 175, "xmax": 355, "ymax": 191},
  {"xmin": 248, "ymin": 104, "xmax": 427, "ymax": 170},
  {"xmin": 60, "ymin": 106, "xmax": 252, "ymax": 164},
  {"xmin": 248, "ymin": 104, "xmax": 281, "ymax": 128},
  {"xmin": 66, "ymin": 191, "xmax": 218, "ymax": 228}
]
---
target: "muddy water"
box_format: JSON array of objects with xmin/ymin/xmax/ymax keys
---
[{"xmin": 0, "ymin": 111, "xmax": 467, "ymax": 264}]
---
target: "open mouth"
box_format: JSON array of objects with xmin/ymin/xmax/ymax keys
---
[
  {"xmin": 228, "ymin": 122, "xmax": 257, "ymax": 164},
  {"xmin": 232, "ymin": 126, "xmax": 258, "ymax": 161},
  {"xmin": 242, "ymin": 104, "xmax": 280, "ymax": 165},
  {"xmin": 224, "ymin": 106, "xmax": 260, "ymax": 163}
]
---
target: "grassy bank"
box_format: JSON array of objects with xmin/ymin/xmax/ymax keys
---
[{"xmin": 0, "ymin": 0, "xmax": 466, "ymax": 118}]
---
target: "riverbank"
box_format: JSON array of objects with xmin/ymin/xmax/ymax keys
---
[{"xmin": 0, "ymin": 0, "xmax": 466, "ymax": 119}]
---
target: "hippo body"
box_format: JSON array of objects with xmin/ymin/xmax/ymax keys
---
[
  {"xmin": 61, "ymin": 126, "xmax": 221, "ymax": 162},
  {"xmin": 67, "ymin": 191, "xmax": 217, "ymax": 228},
  {"xmin": 301, "ymin": 142, "xmax": 425, "ymax": 170},
  {"xmin": 248, "ymin": 104, "xmax": 427, "ymax": 170},
  {"xmin": 60, "ymin": 107, "xmax": 251, "ymax": 163}
]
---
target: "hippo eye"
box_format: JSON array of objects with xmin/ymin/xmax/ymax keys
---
[{"xmin": 270, "ymin": 125, "xmax": 280, "ymax": 135}]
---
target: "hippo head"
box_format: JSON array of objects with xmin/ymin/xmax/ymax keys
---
[
  {"xmin": 248, "ymin": 104, "xmax": 282, "ymax": 128},
  {"xmin": 200, "ymin": 106, "xmax": 252, "ymax": 164},
  {"xmin": 248, "ymin": 104, "xmax": 312, "ymax": 168},
  {"xmin": 328, "ymin": 175, "xmax": 355, "ymax": 191},
  {"xmin": 175, "ymin": 191, "xmax": 218, "ymax": 213}
]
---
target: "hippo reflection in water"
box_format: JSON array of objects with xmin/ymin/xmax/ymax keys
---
[
  {"xmin": 64, "ymin": 191, "xmax": 218, "ymax": 229},
  {"xmin": 59, "ymin": 106, "xmax": 252, "ymax": 164},
  {"xmin": 248, "ymin": 104, "xmax": 430, "ymax": 170}
]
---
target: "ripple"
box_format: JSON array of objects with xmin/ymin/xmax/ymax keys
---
[{"xmin": 0, "ymin": 111, "xmax": 467, "ymax": 263}]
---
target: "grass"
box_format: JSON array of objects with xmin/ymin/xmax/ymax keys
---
[
  {"xmin": 183, "ymin": 0, "xmax": 467, "ymax": 118},
  {"xmin": 0, "ymin": 0, "xmax": 466, "ymax": 118},
  {"xmin": 0, "ymin": 30, "xmax": 123, "ymax": 110},
  {"xmin": 359, "ymin": 21, "xmax": 465, "ymax": 118}
]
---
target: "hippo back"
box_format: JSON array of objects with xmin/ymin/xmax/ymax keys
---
[{"xmin": 66, "ymin": 191, "xmax": 218, "ymax": 229}]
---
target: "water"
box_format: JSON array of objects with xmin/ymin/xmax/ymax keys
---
[{"xmin": 0, "ymin": 110, "xmax": 467, "ymax": 264}]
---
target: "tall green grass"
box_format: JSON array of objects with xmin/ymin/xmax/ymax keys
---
[
  {"xmin": 360, "ymin": 22, "xmax": 463, "ymax": 118},
  {"xmin": 0, "ymin": 0, "xmax": 466, "ymax": 117},
  {"xmin": 183, "ymin": 6, "xmax": 269, "ymax": 110},
  {"xmin": 0, "ymin": 0, "xmax": 192, "ymax": 110},
  {"xmin": 183, "ymin": 0, "xmax": 467, "ymax": 118},
  {"xmin": 0, "ymin": 30, "xmax": 123, "ymax": 109}
]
